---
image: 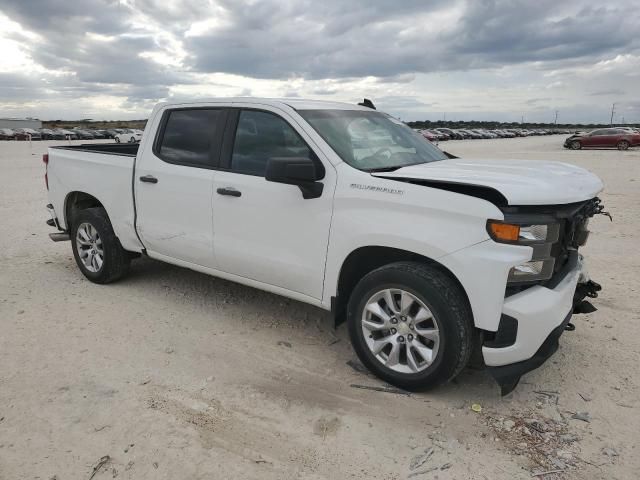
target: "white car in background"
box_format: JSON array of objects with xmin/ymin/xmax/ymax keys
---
[{"xmin": 115, "ymin": 130, "xmax": 143, "ymax": 143}]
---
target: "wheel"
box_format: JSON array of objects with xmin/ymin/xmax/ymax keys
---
[
  {"xmin": 617, "ymin": 140, "xmax": 630, "ymax": 150},
  {"xmin": 570, "ymin": 140, "xmax": 582, "ymax": 150},
  {"xmin": 70, "ymin": 207, "xmax": 130, "ymax": 284},
  {"xmin": 130, "ymin": 136, "xmax": 136, "ymax": 143},
  {"xmin": 114, "ymin": 136, "xmax": 120, "ymax": 143},
  {"xmin": 347, "ymin": 262, "xmax": 473, "ymax": 391}
]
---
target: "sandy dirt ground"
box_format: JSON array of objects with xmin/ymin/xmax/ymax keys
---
[{"xmin": 1, "ymin": 136, "xmax": 638, "ymax": 480}]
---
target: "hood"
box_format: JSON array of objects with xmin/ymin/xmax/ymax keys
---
[{"xmin": 371, "ymin": 159, "xmax": 604, "ymax": 206}]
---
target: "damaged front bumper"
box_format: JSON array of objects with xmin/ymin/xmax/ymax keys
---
[{"xmin": 483, "ymin": 253, "xmax": 601, "ymax": 395}]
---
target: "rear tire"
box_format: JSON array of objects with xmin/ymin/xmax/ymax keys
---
[
  {"xmin": 617, "ymin": 140, "xmax": 630, "ymax": 150},
  {"xmin": 115, "ymin": 137, "xmax": 120, "ymax": 143},
  {"xmin": 347, "ymin": 262, "xmax": 473, "ymax": 391},
  {"xmin": 70, "ymin": 207, "xmax": 130, "ymax": 284},
  {"xmin": 570, "ymin": 140, "xmax": 582, "ymax": 150}
]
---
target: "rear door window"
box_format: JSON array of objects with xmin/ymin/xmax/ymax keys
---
[{"xmin": 156, "ymin": 109, "xmax": 225, "ymax": 168}]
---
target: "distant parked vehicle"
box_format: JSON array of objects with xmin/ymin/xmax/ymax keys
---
[
  {"xmin": 564, "ymin": 128, "xmax": 640, "ymax": 150},
  {"xmin": 55, "ymin": 129, "xmax": 77, "ymax": 139},
  {"xmin": 39, "ymin": 129, "xmax": 66, "ymax": 140},
  {"xmin": 73, "ymin": 129, "xmax": 95, "ymax": 140},
  {"xmin": 435, "ymin": 128, "xmax": 463, "ymax": 140},
  {"xmin": 419, "ymin": 130, "xmax": 438, "ymax": 142},
  {"xmin": 0, "ymin": 128, "xmax": 15, "ymax": 140},
  {"xmin": 115, "ymin": 129, "xmax": 143, "ymax": 143},
  {"xmin": 14, "ymin": 128, "xmax": 42, "ymax": 140}
]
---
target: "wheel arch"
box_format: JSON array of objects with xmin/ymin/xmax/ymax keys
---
[
  {"xmin": 332, "ymin": 246, "xmax": 473, "ymax": 328},
  {"xmin": 63, "ymin": 191, "xmax": 108, "ymax": 230}
]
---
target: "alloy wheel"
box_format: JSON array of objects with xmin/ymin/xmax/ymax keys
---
[
  {"xmin": 361, "ymin": 288, "xmax": 440, "ymax": 374},
  {"xmin": 76, "ymin": 222, "xmax": 104, "ymax": 273}
]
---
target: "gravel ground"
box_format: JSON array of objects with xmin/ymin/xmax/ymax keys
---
[{"xmin": 0, "ymin": 136, "xmax": 638, "ymax": 480}]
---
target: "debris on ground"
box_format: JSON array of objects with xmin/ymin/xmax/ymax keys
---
[
  {"xmin": 350, "ymin": 384, "xmax": 410, "ymax": 396},
  {"xmin": 487, "ymin": 411, "xmax": 582, "ymax": 474},
  {"xmin": 276, "ymin": 341, "xmax": 292, "ymax": 348},
  {"xmin": 346, "ymin": 359, "xmax": 369, "ymax": 374},
  {"xmin": 601, "ymin": 447, "xmax": 619, "ymax": 458},
  {"xmin": 471, "ymin": 403, "xmax": 482, "ymax": 413},
  {"xmin": 409, "ymin": 447, "xmax": 435, "ymax": 470},
  {"xmin": 408, "ymin": 466, "xmax": 438, "ymax": 478},
  {"xmin": 570, "ymin": 411, "xmax": 591, "ymax": 423},
  {"xmin": 88, "ymin": 455, "xmax": 111, "ymax": 480},
  {"xmin": 578, "ymin": 392, "xmax": 592, "ymax": 402}
]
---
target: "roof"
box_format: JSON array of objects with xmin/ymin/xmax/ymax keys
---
[{"xmin": 156, "ymin": 97, "xmax": 372, "ymax": 112}]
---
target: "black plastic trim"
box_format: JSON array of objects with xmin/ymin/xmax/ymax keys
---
[
  {"xmin": 484, "ymin": 315, "xmax": 518, "ymax": 348},
  {"xmin": 487, "ymin": 311, "xmax": 572, "ymax": 396}
]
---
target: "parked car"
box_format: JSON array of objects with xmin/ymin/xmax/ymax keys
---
[
  {"xmin": 44, "ymin": 97, "xmax": 606, "ymax": 395},
  {"xmin": 14, "ymin": 128, "xmax": 42, "ymax": 140},
  {"xmin": 115, "ymin": 129, "xmax": 143, "ymax": 143},
  {"xmin": 419, "ymin": 130, "xmax": 438, "ymax": 142},
  {"xmin": 73, "ymin": 129, "xmax": 95, "ymax": 140},
  {"xmin": 564, "ymin": 128, "xmax": 640, "ymax": 150},
  {"xmin": 0, "ymin": 128, "xmax": 15, "ymax": 140},
  {"xmin": 435, "ymin": 128, "xmax": 463, "ymax": 140},
  {"xmin": 39, "ymin": 129, "xmax": 66, "ymax": 140},
  {"xmin": 55, "ymin": 129, "xmax": 77, "ymax": 140}
]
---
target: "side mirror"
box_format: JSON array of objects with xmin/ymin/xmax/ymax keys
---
[{"xmin": 265, "ymin": 157, "xmax": 324, "ymax": 199}]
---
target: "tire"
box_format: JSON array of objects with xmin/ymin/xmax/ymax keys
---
[
  {"xmin": 617, "ymin": 140, "xmax": 630, "ymax": 151},
  {"xmin": 114, "ymin": 136, "xmax": 120, "ymax": 143},
  {"xmin": 70, "ymin": 207, "xmax": 130, "ymax": 284},
  {"xmin": 347, "ymin": 261, "xmax": 473, "ymax": 391},
  {"xmin": 130, "ymin": 136, "xmax": 136, "ymax": 143},
  {"xmin": 570, "ymin": 140, "xmax": 582, "ymax": 150}
]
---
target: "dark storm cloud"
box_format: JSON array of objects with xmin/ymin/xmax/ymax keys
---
[
  {"xmin": 186, "ymin": 0, "xmax": 640, "ymax": 80},
  {"xmin": 0, "ymin": 0, "xmax": 181, "ymax": 101}
]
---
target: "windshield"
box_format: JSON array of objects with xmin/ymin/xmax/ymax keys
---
[{"xmin": 299, "ymin": 109, "xmax": 447, "ymax": 171}]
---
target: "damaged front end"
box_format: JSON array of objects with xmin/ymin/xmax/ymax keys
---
[{"xmin": 486, "ymin": 197, "xmax": 610, "ymax": 395}]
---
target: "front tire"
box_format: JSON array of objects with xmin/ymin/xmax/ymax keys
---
[
  {"xmin": 347, "ymin": 262, "xmax": 473, "ymax": 391},
  {"xmin": 114, "ymin": 136, "xmax": 120, "ymax": 143},
  {"xmin": 130, "ymin": 136, "xmax": 136, "ymax": 143},
  {"xmin": 570, "ymin": 140, "xmax": 582, "ymax": 150},
  {"xmin": 617, "ymin": 140, "xmax": 630, "ymax": 150},
  {"xmin": 71, "ymin": 207, "xmax": 130, "ymax": 284}
]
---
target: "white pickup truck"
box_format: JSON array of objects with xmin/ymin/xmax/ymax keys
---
[{"xmin": 44, "ymin": 98, "xmax": 607, "ymax": 394}]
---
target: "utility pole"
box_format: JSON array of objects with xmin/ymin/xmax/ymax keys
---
[
  {"xmin": 610, "ymin": 103, "xmax": 616, "ymax": 125},
  {"xmin": 554, "ymin": 110, "xmax": 558, "ymax": 125},
  {"xmin": 521, "ymin": 115, "xmax": 524, "ymax": 124}
]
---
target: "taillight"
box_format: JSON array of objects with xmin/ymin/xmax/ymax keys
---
[{"xmin": 43, "ymin": 153, "xmax": 49, "ymax": 190}]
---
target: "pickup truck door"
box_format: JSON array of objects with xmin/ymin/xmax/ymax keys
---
[
  {"xmin": 211, "ymin": 107, "xmax": 335, "ymax": 300},
  {"xmin": 134, "ymin": 107, "xmax": 227, "ymax": 267}
]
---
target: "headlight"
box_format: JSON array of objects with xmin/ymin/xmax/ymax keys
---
[{"xmin": 487, "ymin": 220, "xmax": 560, "ymax": 283}]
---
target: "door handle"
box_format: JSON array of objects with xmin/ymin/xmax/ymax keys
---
[
  {"xmin": 139, "ymin": 175, "xmax": 158, "ymax": 184},
  {"xmin": 217, "ymin": 187, "xmax": 241, "ymax": 197}
]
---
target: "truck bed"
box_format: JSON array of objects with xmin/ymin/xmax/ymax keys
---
[
  {"xmin": 51, "ymin": 142, "xmax": 139, "ymax": 156},
  {"xmin": 47, "ymin": 143, "xmax": 143, "ymax": 252}
]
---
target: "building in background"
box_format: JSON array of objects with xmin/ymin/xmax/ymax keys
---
[{"xmin": 0, "ymin": 118, "xmax": 42, "ymax": 129}]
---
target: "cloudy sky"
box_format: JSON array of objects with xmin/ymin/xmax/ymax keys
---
[{"xmin": 0, "ymin": 0, "xmax": 638, "ymax": 123}]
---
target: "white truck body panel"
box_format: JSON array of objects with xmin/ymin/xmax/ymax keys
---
[
  {"xmin": 374, "ymin": 159, "xmax": 604, "ymax": 205},
  {"xmin": 46, "ymin": 148, "xmax": 143, "ymax": 252}
]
